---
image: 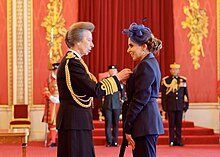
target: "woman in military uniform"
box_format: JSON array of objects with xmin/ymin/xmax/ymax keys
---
[
  {"xmin": 122, "ymin": 22, "xmax": 164, "ymax": 157},
  {"xmin": 56, "ymin": 22, "xmax": 132, "ymax": 157}
]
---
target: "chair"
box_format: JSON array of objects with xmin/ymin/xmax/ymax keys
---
[{"xmin": 10, "ymin": 104, "xmax": 31, "ymax": 130}]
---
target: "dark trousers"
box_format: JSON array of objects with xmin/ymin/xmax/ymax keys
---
[
  {"xmin": 104, "ymin": 108, "xmax": 121, "ymax": 144},
  {"xmin": 168, "ymin": 111, "xmax": 183, "ymax": 144},
  {"xmin": 133, "ymin": 135, "xmax": 159, "ymax": 157}
]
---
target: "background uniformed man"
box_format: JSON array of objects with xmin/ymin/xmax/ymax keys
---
[
  {"xmin": 103, "ymin": 65, "xmax": 125, "ymax": 147},
  {"xmin": 161, "ymin": 63, "xmax": 189, "ymax": 146}
]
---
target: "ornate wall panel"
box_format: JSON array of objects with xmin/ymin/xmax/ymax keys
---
[
  {"xmin": 33, "ymin": 0, "xmax": 78, "ymax": 104},
  {"xmin": 7, "ymin": 0, "xmax": 12, "ymax": 105},
  {"xmin": 7, "ymin": 0, "xmax": 33, "ymax": 105},
  {"xmin": 173, "ymin": 0, "xmax": 217, "ymax": 102},
  {"xmin": 16, "ymin": 0, "xmax": 25, "ymax": 103}
]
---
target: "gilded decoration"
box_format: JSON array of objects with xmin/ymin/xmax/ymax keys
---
[
  {"xmin": 181, "ymin": 0, "xmax": 208, "ymax": 70},
  {"xmin": 27, "ymin": 0, "xmax": 33, "ymax": 105},
  {"xmin": 7, "ymin": 0, "xmax": 13, "ymax": 105},
  {"xmin": 7, "ymin": 0, "xmax": 33, "ymax": 105},
  {"xmin": 16, "ymin": 0, "xmax": 24, "ymax": 103},
  {"xmin": 41, "ymin": 0, "xmax": 66, "ymax": 65}
]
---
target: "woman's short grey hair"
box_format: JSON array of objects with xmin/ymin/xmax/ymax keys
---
[{"xmin": 65, "ymin": 22, "xmax": 95, "ymax": 48}]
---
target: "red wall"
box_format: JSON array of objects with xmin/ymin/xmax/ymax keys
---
[
  {"xmin": 0, "ymin": 0, "xmax": 218, "ymax": 105},
  {"xmin": 173, "ymin": 0, "xmax": 217, "ymax": 102},
  {"xmin": 33, "ymin": 0, "xmax": 78, "ymax": 104},
  {"xmin": 0, "ymin": 0, "xmax": 7, "ymax": 104}
]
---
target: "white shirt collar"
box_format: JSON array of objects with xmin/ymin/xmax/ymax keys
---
[{"xmin": 68, "ymin": 49, "xmax": 81, "ymax": 58}]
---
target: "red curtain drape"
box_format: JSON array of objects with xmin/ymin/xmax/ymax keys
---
[
  {"xmin": 78, "ymin": 0, "xmax": 175, "ymax": 119},
  {"xmin": 78, "ymin": 0, "xmax": 175, "ymax": 77}
]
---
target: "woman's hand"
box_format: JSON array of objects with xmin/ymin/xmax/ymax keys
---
[
  {"xmin": 125, "ymin": 133, "xmax": 135, "ymax": 150},
  {"xmin": 116, "ymin": 68, "xmax": 132, "ymax": 81}
]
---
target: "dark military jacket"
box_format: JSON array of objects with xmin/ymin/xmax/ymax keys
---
[
  {"xmin": 161, "ymin": 75, "xmax": 189, "ymax": 112},
  {"xmin": 56, "ymin": 51, "xmax": 121, "ymax": 130},
  {"xmin": 124, "ymin": 53, "xmax": 164, "ymax": 138}
]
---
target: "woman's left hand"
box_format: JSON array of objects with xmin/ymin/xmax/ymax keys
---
[{"xmin": 125, "ymin": 133, "xmax": 135, "ymax": 150}]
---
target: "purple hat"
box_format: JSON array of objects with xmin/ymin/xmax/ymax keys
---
[{"xmin": 122, "ymin": 22, "xmax": 152, "ymax": 45}]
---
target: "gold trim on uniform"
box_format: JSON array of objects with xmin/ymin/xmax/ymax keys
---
[
  {"xmin": 161, "ymin": 76, "xmax": 168, "ymax": 85},
  {"xmin": 108, "ymin": 77, "xmax": 118, "ymax": 93},
  {"xmin": 51, "ymin": 103, "xmax": 57, "ymax": 124},
  {"xmin": 64, "ymin": 51, "xmax": 119, "ymax": 107},
  {"xmin": 162, "ymin": 78, "xmax": 178, "ymax": 95},
  {"xmin": 66, "ymin": 51, "xmax": 98, "ymax": 83},
  {"xmin": 180, "ymin": 75, "xmax": 187, "ymax": 80},
  {"xmin": 66, "ymin": 51, "xmax": 76, "ymax": 59},
  {"xmin": 50, "ymin": 127, "xmax": 57, "ymax": 131},
  {"xmin": 64, "ymin": 51, "xmax": 98, "ymax": 108},
  {"xmin": 101, "ymin": 79, "xmax": 110, "ymax": 94},
  {"xmin": 102, "ymin": 79, "xmax": 112, "ymax": 95},
  {"xmin": 184, "ymin": 95, "xmax": 188, "ymax": 102},
  {"xmin": 100, "ymin": 77, "xmax": 118, "ymax": 95}
]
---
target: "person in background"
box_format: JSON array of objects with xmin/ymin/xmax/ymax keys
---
[
  {"xmin": 103, "ymin": 65, "xmax": 125, "ymax": 147},
  {"xmin": 161, "ymin": 63, "xmax": 189, "ymax": 146},
  {"xmin": 42, "ymin": 63, "xmax": 60, "ymax": 147},
  {"xmin": 121, "ymin": 22, "xmax": 164, "ymax": 157},
  {"xmin": 56, "ymin": 21, "xmax": 132, "ymax": 157}
]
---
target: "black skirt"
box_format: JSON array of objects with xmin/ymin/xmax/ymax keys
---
[{"xmin": 57, "ymin": 129, "xmax": 95, "ymax": 157}]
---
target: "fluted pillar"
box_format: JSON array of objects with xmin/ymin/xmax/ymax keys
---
[{"xmin": 7, "ymin": 0, "xmax": 33, "ymax": 105}]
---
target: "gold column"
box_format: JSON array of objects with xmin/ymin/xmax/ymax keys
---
[
  {"xmin": 16, "ymin": 0, "xmax": 24, "ymax": 104},
  {"xmin": 7, "ymin": 0, "xmax": 13, "ymax": 106},
  {"xmin": 7, "ymin": 0, "xmax": 33, "ymax": 105}
]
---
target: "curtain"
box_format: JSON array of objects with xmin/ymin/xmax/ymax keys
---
[
  {"xmin": 78, "ymin": 0, "xmax": 175, "ymax": 119},
  {"xmin": 78, "ymin": 0, "xmax": 175, "ymax": 77}
]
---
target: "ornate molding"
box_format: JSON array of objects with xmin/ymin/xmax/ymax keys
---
[
  {"xmin": 7, "ymin": 0, "xmax": 13, "ymax": 106},
  {"xmin": 16, "ymin": 0, "xmax": 24, "ymax": 103},
  {"xmin": 181, "ymin": 0, "xmax": 208, "ymax": 70},
  {"xmin": 7, "ymin": 0, "xmax": 33, "ymax": 105},
  {"xmin": 41, "ymin": 0, "xmax": 66, "ymax": 65},
  {"xmin": 26, "ymin": 0, "xmax": 33, "ymax": 106}
]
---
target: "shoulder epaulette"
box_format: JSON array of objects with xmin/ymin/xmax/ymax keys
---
[
  {"xmin": 66, "ymin": 51, "xmax": 77, "ymax": 59},
  {"xmin": 162, "ymin": 76, "xmax": 169, "ymax": 80},
  {"xmin": 161, "ymin": 76, "xmax": 169, "ymax": 85},
  {"xmin": 180, "ymin": 76, "xmax": 187, "ymax": 80}
]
